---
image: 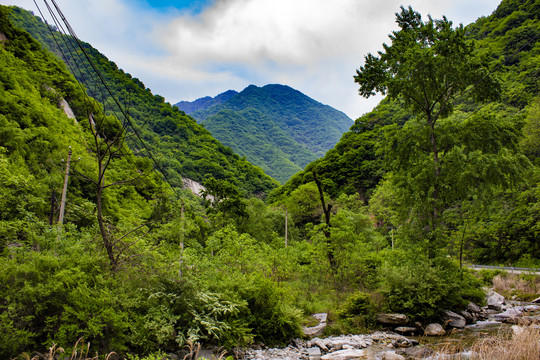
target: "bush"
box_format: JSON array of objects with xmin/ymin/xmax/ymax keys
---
[
  {"xmin": 332, "ymin": 291, "xmax": 378, "ymax": 333},
  {"xmin": 380, "ymin": 252, "xmax": 484, "ymax": 322}
]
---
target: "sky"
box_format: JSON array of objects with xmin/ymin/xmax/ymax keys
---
[{"xmin": 1, "ymin": 0, "xmax": 502, "ymax": 119}]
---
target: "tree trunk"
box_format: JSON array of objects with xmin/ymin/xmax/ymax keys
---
[
  {"xmin": 428, "ymin": 116, "xmax": 440, "ymax": 259},
  {"xmin": 312, "ymin": 171, "xmax": 336, "ymax": 269}
]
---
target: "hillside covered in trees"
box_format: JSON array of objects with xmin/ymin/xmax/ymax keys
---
[
  {"xmin": 0, "ymin": 0, "xmax": 539, "ymax": 359},
  {"xmin": 271, "ymin": 0, "xmax": 540, "ymax": 263},
  {"xmin": 176, "ymin": 84, "xmax": 353, "ymax": 183},
  {"xmin": 6, "ymin": 5, "xmax": 278, "ymax": 196}
]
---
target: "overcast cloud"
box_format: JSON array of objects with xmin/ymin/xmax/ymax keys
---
[{"xmin": 1, "ymin": 0, "xmax": 502, "ymax": 119}]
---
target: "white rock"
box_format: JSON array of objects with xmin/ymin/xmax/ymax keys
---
[
  {"xmin": 321, "ymin": 349, "xmax": 366, "ymax": 360},
  {"xmin": 424, "ymin": 323, "xmax": 446, "ymax": 336},
  {"xmin": 487, "ymin": 290, "xmax": 506, "ymax": 310},
  {"xmin": 381, "ymin": 351, "xmax": 406, "ymax": 360}
]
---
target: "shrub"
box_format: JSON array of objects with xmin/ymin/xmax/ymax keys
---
[
  {"xmin": 380, "ymin": 252, "xmax": 484, "ymax": 322},
  {"xmin": 333, "ymin": 291, "xmax": 378, "ymax": 333}
]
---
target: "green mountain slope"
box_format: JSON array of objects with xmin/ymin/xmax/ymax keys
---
[
  {"xmin": 177, "ymin": 84, "xmax": 353, "ymax": 183},
  {"xmin": 202, "ymin": 108, "xmax": 314, "ymax": 183},
  {"xmin": 272, "ymin": 0, "xmax": 539, "ymax": 203},
  {"xmin": 270, "ymin": 0, "xmax": 540, "ymax": 264},
  {"xmin": 6, "ymin": 6, "xmax": 278, "ymax": 195}
]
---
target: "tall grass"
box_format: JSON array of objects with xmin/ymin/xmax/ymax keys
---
[
  {"xmin": 437, "ymin": 325, "xmax": 540, "ymax": 360},
  {"xmin": 471, "ymin": 325, "xmax": 540, "ymax": 360},
  {"xmin": 492, "ymin": 273, "xmax": 540, "ymax": 301}
]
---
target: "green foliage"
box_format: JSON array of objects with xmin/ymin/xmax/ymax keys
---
[
  {"xmin": 381, "ymin": 252, "xmax": 484, "ymax": 321},
  {"xmin": 7, "ymin": 6, "xmax": 279, "ymax": 196},
  {"xmin": 478, "ymin": 269, "xmax": 504, "ymax": 286},
  {"xmin": 187, "ymin": 84, "xmax": 353, "ymax": 183},
  {"xmin": 334, "ymin": 292, "xmax": 378, "ymax": 332},
  {"xmin": 202, "ymin": 108, "xmax": 314, "ymax": 184}
]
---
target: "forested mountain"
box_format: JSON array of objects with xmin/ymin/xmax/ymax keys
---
[
  {"xmin": 271, "ymin": 0, "xmax": 540, "ymax": 262},
  {"xmin": 175, "ymin": 89, "xmax": 238, "ymax": 114},
  {"xmin": 177, "ymin": 84, "xmax": 353, "ymax": 183},
  {"xmin": 6, "ymin": 6, "xmax": 278, "ymax": 195},
  {"xmin": 0, "ymin": 6, "xmax": 296, "ymax": 356},
  {"xmin": 1, "ymin": 1, "xmax": 539, "ymax": 358}
]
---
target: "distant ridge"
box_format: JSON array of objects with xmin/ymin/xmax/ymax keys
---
[
  {"xmin": 175, "ymin": 84, "xmax": 353, "ymax": 183},
  {"xmin": 176, "ymin": 89, "xmax": 238, "ymax": 114}
]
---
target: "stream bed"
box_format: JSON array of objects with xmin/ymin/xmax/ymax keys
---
[{"xmin": 238, "ymin": 304, "xmax": 540, "ymax": 360}]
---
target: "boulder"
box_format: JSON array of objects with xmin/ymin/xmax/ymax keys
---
[
  {"xmin": 313, "ymin": 313, "xmax": 328, "ymax": 323},
  {"xmin": 377, "ymin": 313, "xmax": 410, "ymax": 325},
  {"xmin": 381, "ymin": 352, "xmax": 406, "ymax": 360},
  {"xmin": 396, "ymin": 346, "xmax": 434, "ymax": 359},
  {"xmin": 321, "ymin": 349, "xmax": 366, "ymax": 360},
  {"xmin": 459, "ymin": 310, "xmax": 475, "ymax": 324},
  {"xmin": 466, "ymin": 302, "xmax": 483, "ymax": 313},
  {"xmin": 494, "ymin": 307, "xmax": 523, "ymax": 323},
  {"xmin": 304, "ymin": 313, "xmax": 328, "ymax": 338},
  {"xmin": 487, "ymin": 290, "xmax": 506, "ymax": 311},
  {"xmin": 424, "ymin": 323, "xmax": 446, "ymax": 336},
  {"xmin": 442, "ymin": 310, "xmax": 466, "ymax": 328},
  {"xmin": 394, "ymin": 327, "xmax": 418, "ymax": 335},
  {"xmin": 304, "ymin": 323, "xmax": 327, "ymax": 338},
  {"xmin": 307, "ymin": 347, "xmax": 322, "ymax": 360}
]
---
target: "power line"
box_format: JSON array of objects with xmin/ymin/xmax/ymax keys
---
[{"xmin": 35, "ymin": 0, "xmax": 182, "ymax": 198}]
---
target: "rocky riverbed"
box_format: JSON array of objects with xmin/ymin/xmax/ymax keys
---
[{"xmin": 237, "ymin": 290, "xmax": 540, "ymax": 360}]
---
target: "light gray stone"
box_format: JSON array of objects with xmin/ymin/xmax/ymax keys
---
[
  {"xmin": 442, "ymin": 310, "xmax": 466, "ymax": 328},
  {"xmin": 304, "ymin": 323, "xmax": 327, "ymax": 338},
  {"xmin": 377, "ymin": 313, "xmax": 410, "ymax": 325},
  {"xmin": 313, "ymin": 313, "xmax": 328, "ymax": 323},
  {"xmin": 381, "ymin": 352, "xmax": 406, "ymax": 360},
  {"xmin": 321, "ymin": 349, "xmax": 366, "ymax": 360},
  {"xmin": 487, "ymin": 290, "xmax": 506, "ymax": 310},
  {"xmin": 394, "ymin": 326, "xmax": 417, "ymax": 335},
  {"xmin": 494, "ymin": 307, "xmax": 523, "ymax": 321},
  {"xmin": 307, "ymin": 347, "xmax": 322, "ymax": 360},
  {"xmin": 424, "ymin": 323, "xmax": 446, "ymax": 336}
]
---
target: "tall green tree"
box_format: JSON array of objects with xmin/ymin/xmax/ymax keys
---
[{"xmin": 355, "ymin": 6, "xmax": 525, "ymax": 257}]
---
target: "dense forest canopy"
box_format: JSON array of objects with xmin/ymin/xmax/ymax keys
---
[
  {"xmin": 6, "ymin": 5, "xmax": 279, "ymax": 196},
  {"xmin": 177, "ymin": 84, "xmax": 353, "ymax": 184},
  {"xmin": 271, "ymin": 0, "xmax": 540, "ymax": 264},
  {"xmin": 0, "ymin": 0, "xmax": 539, "ymax": 358}
]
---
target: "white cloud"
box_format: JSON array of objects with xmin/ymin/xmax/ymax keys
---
[{"xmin": 1, "ymin": 0, "xmax": 502, "ymax": 118}]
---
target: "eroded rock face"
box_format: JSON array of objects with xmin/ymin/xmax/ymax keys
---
[{"xmin": 424, "ymin": 323, "xmax": 446, "ymax": 336}]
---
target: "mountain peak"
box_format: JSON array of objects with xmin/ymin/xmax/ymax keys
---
[{"xmin": 175, "ymin": 89, "xmax": 238, "ymax": 114}]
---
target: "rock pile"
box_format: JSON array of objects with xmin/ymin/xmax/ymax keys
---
[
  {"xmin": 240, "ymin": 290, "xmax": 540, "ymax": 360},
  {"xmin": 241, "ymin": 332, "xmax": 420, "ymax": 360}
]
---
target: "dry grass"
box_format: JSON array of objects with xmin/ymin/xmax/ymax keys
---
[
  {"xmin": 492, "ymin": 273, "xmax": 540, "ymax": 301},
  {"xmin": 436, "ymin": 325, "xmax": 540, "ymax": 360},
  {"xmin": 470, "ymin": 325, "xmax": 540, "ymax": 360}
]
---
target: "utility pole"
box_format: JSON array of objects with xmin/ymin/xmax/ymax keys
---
[
  {"xmin": 284, "ymin": 208, "xmax": 288, "ymax": 248},
  {"xmin": 58, "ymin": 147, "xmax": 72, "ymax": 229}
]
